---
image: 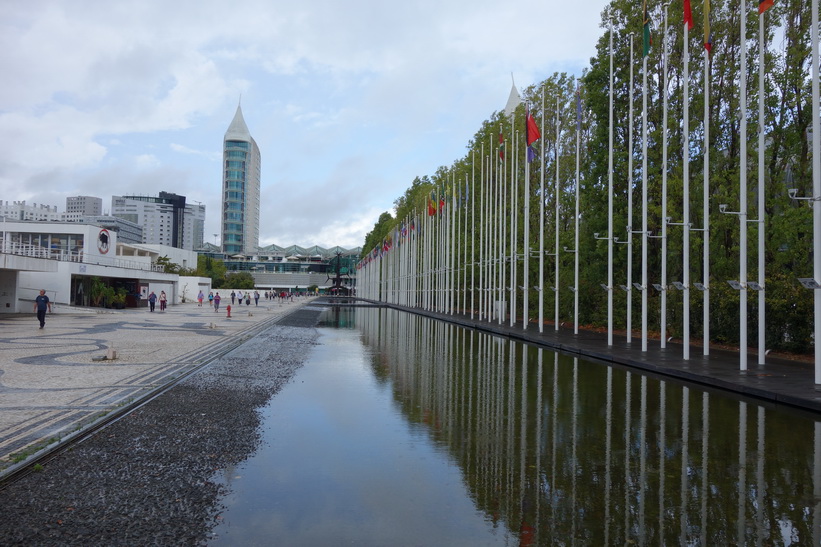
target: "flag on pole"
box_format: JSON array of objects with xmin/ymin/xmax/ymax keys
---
[
  {"xmin": 428, "ymin": 191, "xmax": 437, "ymax": 216},
  {"xmin": 684, "ymin": 0, "xmax": 693, "ymax": 30},
  {"xmin": 758, "ymin": 0, "xmax": 773, "ymax": 13},
  {"xmin": 642, "ymin": 0, "xmax": 652, "ymax": 57},
  {"xmin": 499, "ymin": 132, "xmax": 505, "ymax": 161},
  {"xmin": 526, "ymin": 105, "xmax": 541, "ymax": 163},
  {"xmin": 704, "ymin": 0, "xmax": 713, "ymax": 53}
]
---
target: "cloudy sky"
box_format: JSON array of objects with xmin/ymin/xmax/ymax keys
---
[{"xmin": 1, "ymin": 0, "xmax": 609, "ymax": 250}]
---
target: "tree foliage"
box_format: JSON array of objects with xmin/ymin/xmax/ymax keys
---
[{"xmin": 363, "ymin": 0, "xmax": 815, "ymax": 353}]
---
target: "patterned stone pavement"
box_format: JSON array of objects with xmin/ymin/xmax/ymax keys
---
[{"xmin": 0, "ymin": 296, "xmax": 316, "ymax": 474}]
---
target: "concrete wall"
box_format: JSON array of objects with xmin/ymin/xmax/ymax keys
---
[
  {"xmin": 176, "ymin": 276, "xmax": 211, "ymax": 303},
  {"xmin": 19, "ymin": 262, "xmax": 73, "ymax": 307},
  {"xmin": 0, "ymin": 270, "xmax": 18, "ymax": 313}
]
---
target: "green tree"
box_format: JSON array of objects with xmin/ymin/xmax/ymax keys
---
[
  {"xmin": 197, "ymin": 255, "xmax": 228, "ymax": 288},
  {"xmin": 361, "ymin": 211, "xmax": 395, "ymax": 259},
  {"xmin": 224, "ymin": 271, "xmax": 255, "ymax": 290}
]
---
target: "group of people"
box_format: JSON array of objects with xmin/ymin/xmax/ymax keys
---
[
  {"xmin": 135, "ymin": 288, "xmax": 304, "ymax": 316},
  {"xmin": 228, "ymin": 290, "xmax": 262, "ymax": 306},
  {"xmin": 146, "ymin": 290, "xmax": 167, "ymax": 312},
  {"xmin": 33, "ymin": 286, "xmax": 311, "ymax": 329}
]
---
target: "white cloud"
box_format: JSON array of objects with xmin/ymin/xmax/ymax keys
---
[{"xmin": 0, "ymin": 0, "xmax": 610, "ymax": 248}]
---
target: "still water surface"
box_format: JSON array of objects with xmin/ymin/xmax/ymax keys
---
[{"xmin": 211, "ymin": 306, "xmax": 821, "ymax": 545}]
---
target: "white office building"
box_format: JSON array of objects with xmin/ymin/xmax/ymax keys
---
[
  {"xmin": 111, "ymin": 192, "xmax": 204, "ymax": 251},
  {"xmin": 64, "ymin": 196, "xmax": 103, "ymax": 222},
  {"xmin": 0, "ymin": 201, "xmax": 60, "ymax": 222}
]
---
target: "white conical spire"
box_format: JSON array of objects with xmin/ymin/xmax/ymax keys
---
[
  {"xmin": 504, "ymin": 76, "xmax": 521, "ymax": 118},
  {"xmin": 225, "ymin": 101, "xmax": 251, "ymax": 141}
]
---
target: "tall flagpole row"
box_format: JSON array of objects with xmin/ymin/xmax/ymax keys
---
[{"xmin": 352, "ymin": 1, "xmax": 821, "ymax": 385}]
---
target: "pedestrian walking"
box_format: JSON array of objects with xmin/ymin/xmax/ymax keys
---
[
  {"xmin": 254, "ymin": 290, "xmax": 259, "ymax": 306},
  {"xmin": 159, "ymin": 290, "xmax": 167, "ymax": 311},
  {"xmin": 231, "ymin": 291, "xmax": 236, "ymax": 305},
  {"xmin": 245, "ymin": 293, "xmax": 251, "ymax": 306},
  {"xmin": 197, "ymin": 290, "xmax": 204, "ymax": 307},
  {"xmin": 208, "ymin": 292, "xmax": 214, "ymax": 308},
  {"xmin": 34, "ymin": 289, "xmax": 52, "ymax": 329},
  {"xmin": 214, "ymin": 292, "xmax": 221, "ymax": 312},
  {"xmin": 148, "ymin": 291, "xmax": 157, "ymax": 312}
]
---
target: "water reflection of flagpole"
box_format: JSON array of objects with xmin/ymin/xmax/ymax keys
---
[
  {"xmin": 701, "ymin": 392, "xmax": 709, "ymax": 546},
  {"xmin": 658, "ymin": 381, "xmax": 666, "ymax": 533},
  {"xmin": 520, "ymin": 346, "xmax": 528, "ymax": 532},
  {"xmin": 572, "ymin": 358, "xmax": 578, "ymax": 539},
  {"xmin": 551, "ymin": 353, "xmax": 558, "ymax": 526},
  {"xmin": 639, "ymin": 376, "xmax": 647, "ymax": 542},
  {"xmin": 535, "ymin": 348, "xmax": 543, "ymax": 543},
  {"xmin": 814, "ymin": 422, "xmax": 821, "ymax": 543},
  {"xmin": 738, "ymin": 401, "xmax": 747, "ymax": 544},
  {"xmin": 681, "ymin": 387, "xmax": 689, "ymax": 543},
  {"xmin": 624, "ymin": 371, "xmax": 632, "ymax": 535},
  {"xmin": 605, "ymin": 366, "xmax": 613, "ymax": 545},
  {"xmin": 756, "ymin": 406, "xmax": 765, "ymax": 541}
]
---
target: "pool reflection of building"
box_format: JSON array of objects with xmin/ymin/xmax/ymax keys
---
[{"xmin": 357, "ymin": 307, "xmax": 821, "ymax": 545}]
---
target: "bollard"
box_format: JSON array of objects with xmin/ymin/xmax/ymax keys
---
[{"xmin": 226, "ymin": 305, "xmax": 232, "ymax": 318}]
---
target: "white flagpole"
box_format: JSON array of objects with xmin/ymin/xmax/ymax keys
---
[
  {"xmin": 524, "ymin": 105, "xmax": 531, "ymax": 330},
  {"xmin": 641, "ymin": 33, "xmax": 649, "ymax": 352},
  {"xmin": 464, "ymin": 176, "xmax": 469, "ymax": 315},
  {"xmin": 740, "ymin": 0, "xmax": 748, "ymax": 371},
  {"xmin": 757, "ymin": 5, "xmax": 766, "ymax": 364},
  {"xmin": 479, "ymin": 146, "xmax": 485, "ymax": 320},
  {"xmin": 471, "ymin": 151, "xmax": 476, "ymax": 319},
  {"xmin": 683, "ymin": 11, "xmax": 691, "ymax": 361},
  {"xmin": 555, "ymin": 95, "xmax": 561, "ymax": 331},
  {"xmin": 574, "ymin": 85, "xmax": 581, "ymax": 334},
  {"xmin": 628, "ymin": 33, "xmax": 635, "ymax": 344},
  {"xmin": 510, "ymin": 127, "xmax": 517, "ymax": 326},
  {"xmin": 812, "ymin": 0, "xmax": 820, "ymax": 383},
  {"xmin": 608, "ymin": 19, "xmax": 615, "ymax": 346},
  {"xmin": 703, "ymin": 2, "xmax": 711, "ymax": 356},
  {"xmin": 540, "ymin": 89, "xmax": 546, "ymax": 333},
  {"xmin": 661, "ymin": 2, "xmax": 670, "ymax": 349},
  {"xmin": 450, "ymin": 191, "xmax": 454, "ymax": 313}
]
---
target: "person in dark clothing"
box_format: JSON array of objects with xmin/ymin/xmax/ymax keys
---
[
  {"xmin": 34, "ymin": 289, "xmax": 52, "ymax": 329},
  {"xmin": 148, "ymin": 291, "xmax": 157, "ymax": 312}
]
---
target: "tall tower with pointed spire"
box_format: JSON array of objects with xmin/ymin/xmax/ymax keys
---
[{"xmin": 221, "ymin": 103, "xmax": 261, "ymax": 255}]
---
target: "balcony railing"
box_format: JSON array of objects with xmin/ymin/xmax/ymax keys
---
[{"xmin": 1, "ymin": 241, "xmax": 165, "ymax": 273}]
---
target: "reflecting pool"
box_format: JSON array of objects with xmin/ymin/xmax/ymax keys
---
[{"xmin": 210, "ymin": 306, "xmax": 821, "ymax": 545}]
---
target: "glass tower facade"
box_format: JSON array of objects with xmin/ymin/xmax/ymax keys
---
[{"xmin": 221, "ymin": 104, "xmax": 261, "ymax": 255}]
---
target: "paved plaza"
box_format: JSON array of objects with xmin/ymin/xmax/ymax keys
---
[{"xmin": 0, "ymin": 296, "xmax": 315, "ymax": 476}]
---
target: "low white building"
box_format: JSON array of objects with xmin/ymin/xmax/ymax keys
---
[{"xmin": 0, "ymin": 221, "xmax": 209, "ymax": 313}]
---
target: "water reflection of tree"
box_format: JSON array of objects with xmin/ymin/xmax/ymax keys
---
[{"xmin": 358, "ymin": 307, "xmax": 820, "ymax": 545}]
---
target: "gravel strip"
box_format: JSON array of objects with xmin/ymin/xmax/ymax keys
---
[{"xmin": 0, "ymin": 323, "xmax": 319, "ymax": 546}]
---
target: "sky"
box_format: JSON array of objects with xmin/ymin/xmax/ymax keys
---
[{"xmin": 0, "ymin": 0, "xmax": 609, "ymax": 250}]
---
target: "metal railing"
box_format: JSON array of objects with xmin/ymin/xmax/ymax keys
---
[{"xmin": 1, "ymin": 240, "xmax": 165, "ymax": 273}]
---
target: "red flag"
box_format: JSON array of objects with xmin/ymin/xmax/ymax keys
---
[
  {"xmin": 428, "ymin": 191, "xmax": 437, "ymax": 216},
  {"xmin": 499, "ymin": 132, "xmax": 505, "ymax": 161},
  {"xmin": 758, "ymin": 0, "xmax": 773, "ymax": 13},
  {"xmin": 683, "ymin": 0, "xmax": 694, "ymax": 30},
  {"xmin": 525, "ymin": 109, "xmax": 540, "ymax": 146}
]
